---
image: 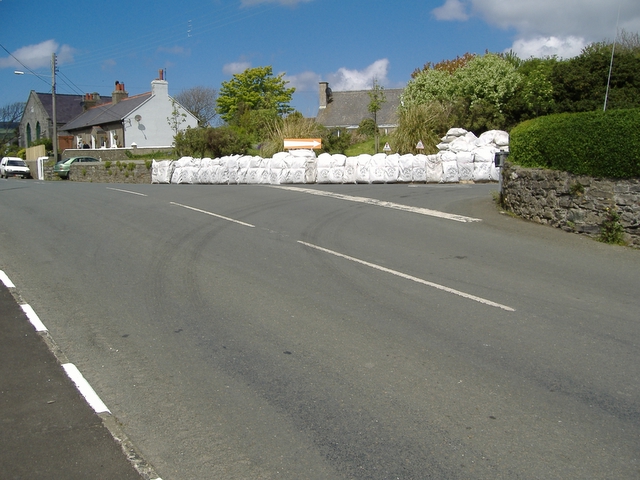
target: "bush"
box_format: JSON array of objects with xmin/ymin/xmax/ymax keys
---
[{"xmin": 509, "ymin": 108, "xmax": 640, "ymax": 178}]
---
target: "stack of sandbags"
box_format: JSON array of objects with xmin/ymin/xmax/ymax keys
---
[{"xmin": 151, "ymin": 159, "xmax": 175, "ymax": 184}]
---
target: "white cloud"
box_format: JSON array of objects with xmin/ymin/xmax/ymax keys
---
[
  {"xmin": 509, "ymin": 36, "xmax": 586, "ymax": 59},
  {"xmin": 326, "ymin": 59, "xmax": 390, "ymax": 91},
  {"xmin": 432, "ymin": 0, "xmax": 469, "ymax": 21},
  {"xmin": 284, "ymin": 70, "xmax": 321, "ymax": 91},
  {"xmin": 222, "ymin": 61, "xmax": 252, "ymax": 75},
  {"xmin": 0, "ymin": 39, "xmax": 75, "ymax": 69},
  {"xmin": 432, "ymin": 0, "xmax": 640, "ymax": 58}
]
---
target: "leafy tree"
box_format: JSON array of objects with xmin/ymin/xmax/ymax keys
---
[
  {"xmin": 174, "ymin": 86, "xmax": 218, "ymax": 127},
  {"xmin": 1, "ymin": 101, "xmax": 25, "ymax": 156},
  {"xmin": 368, "ymin": 78, "xmax": 386, "ymax": 152},
  {"xmin": 216, "ymin": 66, "xmax": 295, "ymax": 125},
  {"xmin": 167, "ymin": 99, "xmax": 187, "ymax": 135},
  {"xmin": 174, "ymin": 126, "xmax": 251, "ymax": 158},
  {"xmin": 403, "ymin": 53, "xmax": 521, "ymax": 132}
]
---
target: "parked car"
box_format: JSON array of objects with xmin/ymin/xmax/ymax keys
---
[
  {"xmin": 0, "ymin": 157, "xmax": 32, "ymax": 179},
  {"xmin": 53, "ymin": 156, "xmax": 100, "ymax": 179}
]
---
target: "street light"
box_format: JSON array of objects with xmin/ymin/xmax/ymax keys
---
[{"xmin": 14, "ymin": 53, "xmax": 58, "ymax": 161}]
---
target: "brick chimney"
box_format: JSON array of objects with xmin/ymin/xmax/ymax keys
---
[
  {"xmin": 82, "ymin": 92, "xmax": 101, "ymax": 111},
  {"xmin": 319, "ymin": 82, "xmax": 332, "ymax": 109},
  {"xmin": 112, "ymin": 81, "xmax": 128, "ymax": 105}
]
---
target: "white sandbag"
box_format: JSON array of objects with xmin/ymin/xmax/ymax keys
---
[
  {"xmin": 473, "ymin": 145, "xmax": 497, "ymax": 164},
  {"xmin": 175, "ymin": 156, "xmax": 195, "ymax": 167},
  {"xmin": 289, "ymin": 155, "xmax": 307, "ymax": 169},
  {"xmin": 446, "ymin": 127, "xmax": 468, "ymax": 137},
  {"xmin": 305, "ymin": 159, "xmax": 317, "ymax": 184},
  {"xmin": 330, "ymin": 167, "xmax": 345, "ymax": 184},
  {"xmin": 291, "ymin": 168, "xmax": 306, "ymax": 184},
  {"xmin": 270, "ymin": 156, "xmax": 287, "ymax": 169},
  {"xmin": 280, "ymin": 168, "xmax": 293, "ymax": 184},
  {"xmin": 357, "ymin": 154, "xmax": 372, "ymax": 166},
  {"xmin": 237, "ymin": 155, "xmax": 252, "ymax": 169},
  {"xmin": 399, "ymin": 154, "xmax": 414, "ymax": 182},
  {"xmin": 478, "ymin": 130, "xmax": 497, "ymax": 146},
  {"xmin": 437, "ymin": 142, "xmax": 451, "ymax": 151},
  {"xmin": 456, "ymin": 151, "xmax": 474, "ymax": 164},
  {"xmin": 332, "ymin": 154, "xmax": 347, "ymax": 167},
  {"xmin": 438, "ymin": 150, "xmax": 457, "ymax": 163},
  {"xmin": 246, "ymin": 168, "xmax": 260, "ymax": 184},
  {"xmin": 426, "ymin": 155, "xmax": 442, "ymax": 183},
  {"xmin": 464, "ymin": 131, "xmax": 479, "ymax": 144},
  {"xmin": 228, "ymin": 168, "xmax": 239, "ymax": 185},
  {"xmin": 448, "ymin": 136, "xmax": 476, "ymax": 153},
  {"xmin": 473, "ymin": 162, "xmax": 492, "ymax": 182},
  {"xmin": 269, "ymin": 168, "xmax": 281, "ymax": 185},
  {"xmin": 317, "ymin": 152, "xmax": 333, "ymax": 168},
  {"xmin": 494, "ymin": 131, "xmax": 509, "ymax": 146},
  {"xmin": 272, "ymin": 151, "xmax": 290, "ymax": 161},
  {"xmin": 371, "ymin": 153, "xmax": 386, "ymax": 167},
  {"xmin": 172, "ymin": 165, "xmax": 198, "ymax": 184},
  {"xmin": 219, "ymin": 167, "xmax": 230, "ymax": 185},
  {"xmin": 384, "ymin": 166, "xmax": 399, "ymax": 183},
  {"xmin": 442, "ymin": 161, "xmax": 460, "ymax": 183},
  {"xmin": 458, "ymin": 162, "xmax": 473, "ymax": 182},
  {"xmin": 289, "ymin": 149, "xmax": 316, "ymax": 158},
  {"xmin": 356, "ymin": 165, "xmax": 370, "ymax": 184},
  {"xmin": 490, "ymin": 163, "xmax": 501, "ymax": 182},
  {"xmin": 412, "ymin": 155, "xmax": 427, "ymax": 182},
  {"xmin": 370, "ymin": 165, "xmax": 385, "ymax": 183},
  {"xmin": 317, "ymin": 167, "xmax": 331, "ymax": 184},
  {"xmin": 151, "ymin": 160, "xmax": 174, "ymax": 184},
  {"xmin": 237, "ymin": 168, "xmax": 248, "ymax": 184},
  {"xmin": 385, "ymin": 153, "xmax": 401, "ymax": 167},
  {"xmin": 343, "ymin": 157, "xmax": 357, "ymax": 184}
]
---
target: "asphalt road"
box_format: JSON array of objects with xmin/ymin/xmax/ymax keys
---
[{"xmin": 1, "ymin": 178, "xmax": 638, "ymax": 479}]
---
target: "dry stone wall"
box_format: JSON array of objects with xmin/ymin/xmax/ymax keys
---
[{"xmin": 501, "ymin": 162, "xmax": 640, "ymax": 248}]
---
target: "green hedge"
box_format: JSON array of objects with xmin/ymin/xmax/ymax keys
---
[{"xmin": 509, "ymin": 108, "xmax": 640, "ymax": 178}]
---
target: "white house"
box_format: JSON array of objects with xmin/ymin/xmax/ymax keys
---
[{"xmin": 62, "ymin": 70, "xmax": 198, "ymax": 149}]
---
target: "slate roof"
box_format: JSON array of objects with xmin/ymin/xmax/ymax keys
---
[
  {"xmin": 34, "ymin": 92, "xmax": 112, "ymax": 124},
  {"xmin": 316, "ymin": 88, "xmax": 403, "ymax": 129},
  {"xmin": 62, "ymin": 93, "xmax": 151, "ymax": 131}
]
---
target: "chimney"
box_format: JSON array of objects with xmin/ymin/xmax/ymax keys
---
[
  {"xmin": 151, "ymin": 70, "xmax": 169, "ymax": 98},
  {"xmin": 82, "ymin": 92, "xmax": 101, "ymax": 111},
  {"xmin": 319, "ymin": 82, "xmax": 331, "ymax": 109},
  {"xmin": 112, "ymin": 81, "xmax": 128, "ymax": 105}
]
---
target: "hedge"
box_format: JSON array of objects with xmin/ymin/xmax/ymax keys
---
[{"xmin": 509, "ymin": 108, "xmax": 640, "ymax": 178}]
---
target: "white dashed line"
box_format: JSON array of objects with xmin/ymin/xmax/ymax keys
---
[
  {"xmin": 20, "ymin": 304, "xmax": 48, "ymax": 332},
  {"xmin": 273, "ymin": 185, "xmax": 482, "ymax": 223},
  {"xmin": 170, "ymin": 202, "xmax": 255, "ymax": 227},
  {"xmin": 298, "ymin": 241, "xmax": 515, "ymax": 312},
  {"xmin": 107, "ymin": 187, "xmax": 147, "ymax": 196},
  {"xmin": 62, "ymin": 363, "xmax": 112, "ymax": 414}
]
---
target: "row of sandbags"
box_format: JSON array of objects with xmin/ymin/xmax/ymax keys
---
[{"xmin": 151, "ymin": 128, "xmax": 508, "ymax": 185}]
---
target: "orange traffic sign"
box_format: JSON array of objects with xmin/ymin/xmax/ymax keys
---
[{"xmin": 284, "ymin": 138, "xmax": 322, "ymax": 150}]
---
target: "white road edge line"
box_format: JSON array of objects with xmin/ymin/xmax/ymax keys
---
[
  {"xmin": 107, "ymin": 187, "xmax": 147, "ymax": 196},
  {"xmin": 62, "ymin": 363, "xmax": 111, "ymax": 414},
  {"xmin": 273, "ymin": 185, "xmax": 482, "ymax": 223},
  {"xmin": 0, "ymin": 270, "xmax": 15, "ymax": 288},
  {"xmin": 298, "ymin": 241, "xmax": 515, "ymax": 312},
  {"xmin": 20, "ymin": 304, "xmax": 48, "ymax": 332},
  {"xmin": 170, "ymin": 202, "xmax": 255, "ymax": 228}
]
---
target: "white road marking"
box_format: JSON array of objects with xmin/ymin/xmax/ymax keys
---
[
  {"xmin": 107, "ymin": 187, "xmax": 147, "ymax": 196},
  {"xmin": 20, "ymin": 304, "xmax": 48, "ymax": 332},
  {"xmin": 298, "ymin": 241, "xmax": 515, "ymax": 312},
  {"xmin": 0, "ymin": 270, "xmax": 15, "ymax": 288},
  {"xmin": 273, "ymin": 185, "xmax": 481, "ymax": 223},
  {"xmin": 62, "ymin": 363, "xmax": 111, "ymax": 414},
  {"xmin": 170, "ymin": 202, "xmax": 255, "ymax": 228}
]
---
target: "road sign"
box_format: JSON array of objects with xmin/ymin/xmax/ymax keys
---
[
  {"xmin": 416, "ymin": 140, "xmax": 425, "ymax": 150},
  {"xmin": 284, "ymin": 138, "xmax": 322, "ymax": 150},
  {"xmin": 383, "ymin": 142, "xmax": 391, "ymax": 152}
]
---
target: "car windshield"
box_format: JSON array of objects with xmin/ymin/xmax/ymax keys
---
[{"xmin": 8, "ymin": 160, "xmax": 26, "ymax": 166}]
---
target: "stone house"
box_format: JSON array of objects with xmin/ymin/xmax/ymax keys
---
[
  {"xmin": 314, "ymin": 81, "xmax": 403, "ymax": 134},
  {"xmin": 62, "ymin": 71, "xmax": 198, "ymax": 149},
  {"xmin": 18, "ymin": 91, "xmax": 111, "ymax": 150}
]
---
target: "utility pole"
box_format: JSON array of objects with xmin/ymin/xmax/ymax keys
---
[{"xmin": 51, "ymin": 53, "xmax": 58, "ymax": 162}]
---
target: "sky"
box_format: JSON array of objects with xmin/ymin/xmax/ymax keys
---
[{"xmin": 2, "ymin": 0, "xmax": 640, "ymax": 119}]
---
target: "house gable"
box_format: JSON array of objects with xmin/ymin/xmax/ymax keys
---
[{"xmin": 315, "ymin": 82, "xmax": 403, "ymax": 131}]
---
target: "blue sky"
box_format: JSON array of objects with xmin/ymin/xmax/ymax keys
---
[{"xmin": 2, "ymin": 0, "xmax": 639, "ymax": 118}]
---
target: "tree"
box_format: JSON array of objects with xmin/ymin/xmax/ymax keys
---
[
  {"xmin": 368, "ymin": 78, "xmax": 386, "ymax": 153},
  {"xmin": 216, "ymin": 66, "xmax": 295, "ymax": 125},
  {"xmin": 1, "ymin": 101, "xmax": 25, "ymax": 155},
  {"xmin": 167, "ymin": 98, "xmax": 187, "ymax": 136},
  {"xmin": 174, "ymin": 86, "xmax": 217, "ymax": 127}
]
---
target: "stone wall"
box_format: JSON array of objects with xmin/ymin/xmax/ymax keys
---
[
  {"xmin": 501, "ymin": 162, "xmax": 640, "ymax": 247},
  {"xmin": 44, "ymin": 161, "xmax": 152, "ymax": 184},
  {"xmin": 61, "ymin": 147, "xmax": 174, "ymax": 162}
]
